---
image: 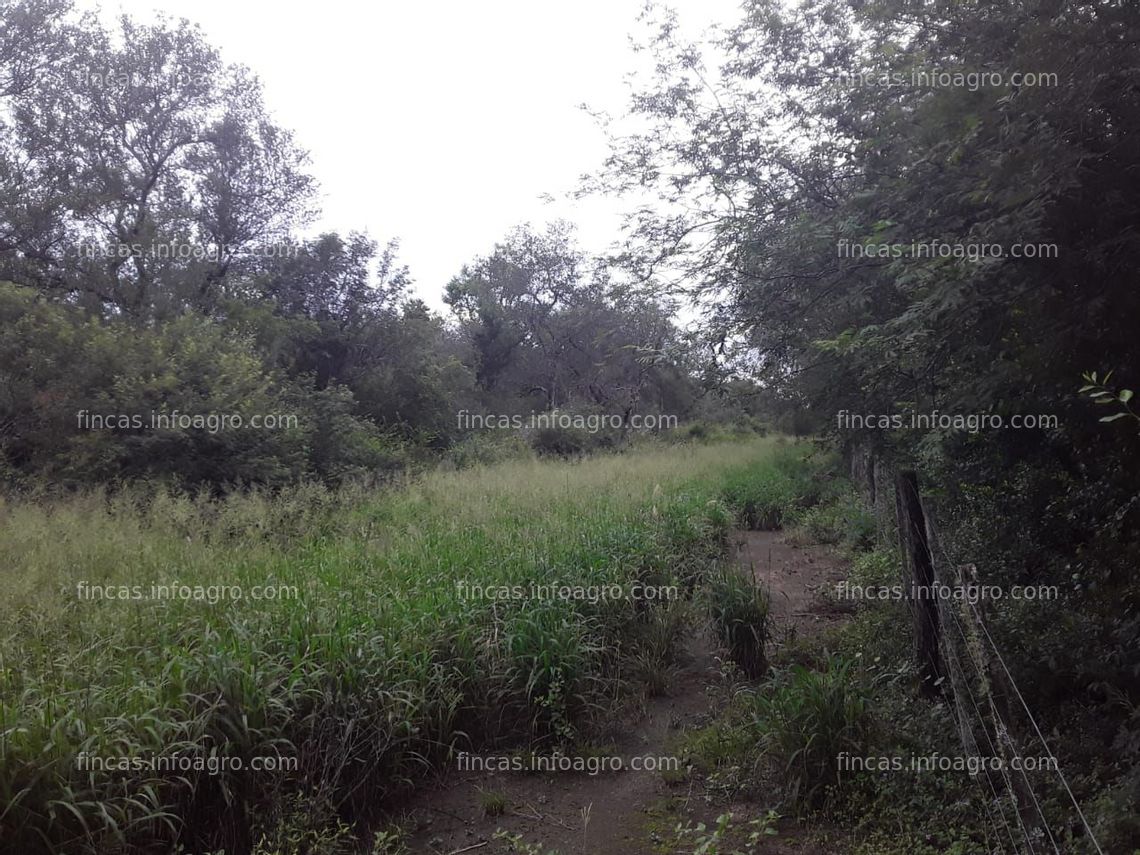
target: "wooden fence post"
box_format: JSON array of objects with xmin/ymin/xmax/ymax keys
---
[{"xmin": 895, "ymin": 470, "xmax": 943, "ymax": 698}]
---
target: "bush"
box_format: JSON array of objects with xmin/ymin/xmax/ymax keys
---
[
  {"xmin": 0, "ymin": 286, "xmax": 403, "ymax": 490},
  {"xmin": 525, "ymin": 407, "xmax": 630, "ymax": 458},
  {"xmin": 685, "ymin": 421, "xmax": 712, "ymax": 441},
  {"xmin": 443, "ymin": 432, "xmax": 532, "ymax": 469},
  {"xmin": 529, "ymin": 423, "xmax": 590, "ymax": 457}
]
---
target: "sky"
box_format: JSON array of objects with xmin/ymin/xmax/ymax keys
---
[{"xmin": 78, "ymin": 0, "xmax": 742, "ymax": 309}]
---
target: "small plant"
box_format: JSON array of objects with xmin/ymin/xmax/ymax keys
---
[
  {"xmin": 1081, "ymin": 370, "xmax": 1140, "ymax": 429},
  {"xmin": 674, "ymin": 810, "xmax": 779, "ymax": 854},
  {"xmin": 706, "ymin": 566, "xmax": 771, "ymax": 678},
  {"xmin": 478, "ymin": 786, "xmax": 508, "ymax": 817},
  {"xmin": 660, "ymin": 763, "xmax": 692, "ymax": 785},
  {"xmin": 371, "ymin": 826, "xmax": 410, "ymax": 854},
  {"xmin": 492, "ymin": 829, "xmax": 561, "ymax": 854},
  {"xmin": 626, "ymin": 599, "xmax": 689, "ymax": 696},
  {"xmin": 251, "ymin": 795, "xmax": 357, "ymax": 855}
]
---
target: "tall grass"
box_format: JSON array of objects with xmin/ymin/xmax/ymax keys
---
[
  {"xmin": 718, "ymin": 446, "xmax": 822, "ymax": 530},
  {"xmin": 751, "ymin": 655, "xmax": 871, "ymax": 808},
  {"xmin": 0, "ymin": 438, "xmax": 805, "ymax": 854},
  {"xmin": 706, "ymin": 566, "xmax": 772, "ymax": 679}
]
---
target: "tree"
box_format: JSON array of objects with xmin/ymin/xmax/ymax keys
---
[
  {"xmin": 446, "ymin": 223, "xmax": 698, "ymax": 421},
  {"xmin": 0, "ymin": 6, "xmax": 315, "ymax": 317}
]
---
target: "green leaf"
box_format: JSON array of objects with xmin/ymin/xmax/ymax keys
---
[
  {"xmin": 1119, "ymin": 389, "xmax": 1133, "ymax": 403},
  {"xmin": 1099, "ymin": 413, "xmax": 1129, "ymax": 422}
]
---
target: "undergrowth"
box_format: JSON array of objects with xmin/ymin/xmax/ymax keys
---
[{"xmin": 0, "ymin": 437, "xmax": 810, "ymax": 854}]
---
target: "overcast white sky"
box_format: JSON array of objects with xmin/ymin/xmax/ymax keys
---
[{"xmin": 79, "ymin": 0, "xmax": 741, "ymax": 309}]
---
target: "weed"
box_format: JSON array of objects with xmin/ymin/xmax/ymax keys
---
[
  {"xmin": 370, "ymin": 826, "xmax": 409, "ymax": 854},
  {"xmin": 477, "ymin": 787, "xmax": 508, "ymax": 818},
  {"xmin": 750, "ymin": 654, "xmax": 871, "ymax": 808},
  {"xmin": 673, "ymin": 810, "xmax": 779, "ymax": 854},
  {"xmin": 706, "ymin": 566, "xmax": 771, "ymax": 679},
  {"xmin": 492, "ymin": 829, "xmax": 561, "ymax": 854},
  {"xmin": 788, "ymin": 489, "xmax": 876, "ymax": 552},
  {"xmin": 0, "ymin": 439, "xmax": 793, "ymax": 853}
]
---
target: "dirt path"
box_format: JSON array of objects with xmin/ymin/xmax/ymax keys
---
[
  {"xmin": 396, "ymin": 633, "xmax": 718, "ymax": 854},
  {"xmin": 395, "ymin": 530, "xmax": 848, "ymax": 855},
  {"xmin": 736, "ymin": 530, "xmax": 851, "ymax": 647}
]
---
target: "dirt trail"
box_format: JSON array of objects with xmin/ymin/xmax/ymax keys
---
[
  {"xmin": 737, "ymin": 530, "xmax": 851, "ymax": 647},
  {"xmin": 397, "ymin": 531, "xmax": 848, "ymax": 855}
]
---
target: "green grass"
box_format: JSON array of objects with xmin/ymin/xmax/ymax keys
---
[
  {"xmin": 750, "ymin": 655, "xmax": 871, "ymax": 810},
  {"xmin": 477, "ymin": 786, "xmax": 508, "ymax": 818},
  {"xmin": 0, "ymin": 437, "xmax": 806, "ymax": 854},
  {"xmin": 718, "ymin": 445, "xmax": 823, "ymax": 530},
  {"xmin": 705, "ymin": 566, "xmax": 771, "ymax": 679},
  {"xmin": 786, "ymin": 488, "xmax": 877, "ymax": 551}
]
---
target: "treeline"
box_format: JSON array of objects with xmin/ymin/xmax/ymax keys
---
[
  {"xmin": 0, "ymin": 0, "xmax": 749, "ymax": 491},
  {"xmin": 599, "ymin": 0, "xmax": 1140, "ymax": 843}
]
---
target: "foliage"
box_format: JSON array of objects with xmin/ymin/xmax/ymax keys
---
[
  {"xmin": 0, "ymin": 283, "xmax": 403, "ymax": 488},
  {"xmin": 789, "ymin": 489, "xmax": 877, "ymax": 552},
  {"xmin": 491, "ymin": 830, "xmax": 561, "ymax": 855},
  {"xmin": 0, "ymin": 4, "xmax": 719, "ymax": 491},
  {"xmin": 250, "ymin": 795, "xmax": 357, "ymax": 855},
  {"xmin": 717, "ymin": 444, "xmax": 819, "ymax": 530},
  {"xmin": 673, "ymin": 810, "xmax": 779, "ymax": 855},
  {"xmin": 1079, "ymin": 370, "xmax": 1140, "ymax": 430},
  {"xmin": 444, "ymin": 223, "xmax": 696, "ymax": 421},
  {"xmin": 596, "ymin": 0, "xmax": 1140, "ymax": 842}
]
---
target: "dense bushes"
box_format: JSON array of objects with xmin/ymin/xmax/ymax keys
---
[{"xmin": 0, "ymin": 283, "xmax": 407, "ymax": 489}]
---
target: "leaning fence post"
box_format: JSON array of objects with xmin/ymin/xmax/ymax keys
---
[{"xmin": 895, "ymin": 470, "xmax": 943, "ymax": 698}]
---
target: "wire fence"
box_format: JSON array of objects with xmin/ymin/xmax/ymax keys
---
[{"xmin": 848, "ymin": 446, "xmax": 1104, "ymax": 854}]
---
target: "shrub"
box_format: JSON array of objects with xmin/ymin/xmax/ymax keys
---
[
  {"xmin": 530, "ymin": 424, "xmax": 590, "ymax": 457},
  {"xmin": 443, "ymin": 432, "xmax": 532, "ymax": 469}
]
